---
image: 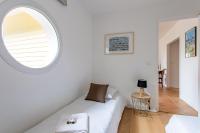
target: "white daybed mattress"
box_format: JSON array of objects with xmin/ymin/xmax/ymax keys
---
[
  {"xmin": 25, "ymin": 93, "xmax": 126, "ymax": 133},
  {"xmin": 165, "ymin": 115, "xmax": 200, "ymax": 133}
]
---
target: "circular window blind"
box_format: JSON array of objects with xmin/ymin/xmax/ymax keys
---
[{"xmin": 2, "ymin": 7, "xmax": 59, "ymax": 68}]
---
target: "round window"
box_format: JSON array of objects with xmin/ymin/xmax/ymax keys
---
[{"xmin": 2, "ymin": 7, "xmax": 59, "ymax": 69}]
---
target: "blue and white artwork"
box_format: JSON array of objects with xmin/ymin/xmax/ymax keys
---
[
  {"xmin": 109, "ymin": 37, "xmax": 129, "ymax": 51},
  {"xmin": 105, "ymin": 32, "xmax": 134, "ymax": 54},
  {"xmin": 185, "ymin": 27, "xmax": 197, "ymax": 58}
]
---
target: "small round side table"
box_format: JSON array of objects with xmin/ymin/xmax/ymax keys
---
[{"xmin": 131, "ymin": 91, "xmax": 151, "ymax": 116}]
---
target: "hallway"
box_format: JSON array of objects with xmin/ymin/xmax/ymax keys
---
[{"xmin": 159, "ymin": 88, "xmax": 198, "ymax": 116}]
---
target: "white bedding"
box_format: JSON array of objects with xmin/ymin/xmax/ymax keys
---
[
  {"xmin": 165, "ymin": 115, "xmax": 200, "ymax": 133},
  {"xmin": 25, "ymin": 93, "xmax": 126, "ymax": 133}
]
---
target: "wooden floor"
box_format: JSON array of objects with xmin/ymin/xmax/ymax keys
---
[
  {"xmin": 159, "ymin": 87, "xmax": 198, "ymax": 116},
  {"xmin": 118, "ymin": 88, "xmax": 198, "ymax": 133},
  {"xmin": 118, "ymin": 108, "xmax": 172, "ymax": 133}
]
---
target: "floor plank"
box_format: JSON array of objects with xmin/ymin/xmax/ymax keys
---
[
  {"xmin": 118, "ymin": 88, "xmax": 198, "ymax": 133},
  {"xmin": 159, "ymin": 88, "xmax": 198, "ymax": 116},
  {"xmin": 118, "ymin": 108, "xmax": 171, "ymax": 133}
]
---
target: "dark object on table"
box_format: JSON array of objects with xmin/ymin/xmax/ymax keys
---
[{"xmin": 137, "ymin": 79, "xmax": 147, "ymax": 96}]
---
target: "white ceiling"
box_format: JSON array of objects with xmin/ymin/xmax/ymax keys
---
[
  {"xmin": 0, "ymin": 0, "xmax": 179, "ymax": 16},
  {"xmin": 0, "ymin": 0, "xmax": 170, "ymax": 15},
  {"xmin": 159, "ymin": 20, "xmax": 178, "ymax": 39},
  {"xmin": 82, "ymin": 0, "xmax": 168, "ymax": 15}
]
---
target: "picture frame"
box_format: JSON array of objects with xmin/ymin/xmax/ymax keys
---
[
  {"xmin": 104, "ymin": 32, "xmax": 134, "ymax": 54},
  {"xmin": 185, "ymin": 27, "xmax": 197, "ymax": 58}
]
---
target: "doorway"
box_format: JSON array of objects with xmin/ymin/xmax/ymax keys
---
[
  {"xmin": 167, "ymin": 39, "xmax": 179, "ymax": 89},
  {"xmin": 158, "ymin": 18, "xmax": 198, "ymax": 116}
]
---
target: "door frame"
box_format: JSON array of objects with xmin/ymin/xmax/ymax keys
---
[{"xmin": 158, "ymin": 17, "xmax": 200, "ymax": 115}]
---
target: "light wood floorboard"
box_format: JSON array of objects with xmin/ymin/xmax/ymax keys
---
[
  {"xmin": 118, "ymin": 108, "xmax": 172, "ymax": 133},
  {"xmin": 159, "ymin": 87, "xmax": 198, "ymax": 116},
  {"xmin": 118, "ymin": 87, "xmax": 198, "ymax": 133}
]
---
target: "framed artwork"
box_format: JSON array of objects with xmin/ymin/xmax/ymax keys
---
[
  {"xmin": 104, "ymin": 32, "xmax": 134, "ymax": 54},
  {"xmin": 185, "ymin": 27, "xmax": 197, "ymax": 58}
]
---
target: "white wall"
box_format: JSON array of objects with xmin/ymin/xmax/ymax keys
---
[
  {"xmin": 0, "ymin": 0, "xmax": 200, "ymax": 132},
  {"xmin": 93, "ymin": 0, "xmax": 200, "ymax": 111},
  {"xmin": 159, "ymin": 18, "xmax": 199, "ymax": 111},
  {"xmin": 0, "ymin": 0, "xmax": 93, "ymax": 133},
  {"xmin": 198, "ymin": 16, "xmax": 200, "ymax": 114},
  {"xmin": 93, "ymin": 12, "xmax": 158, "ymax": 110},
  {"xmin": 167, "ymin": 39, "xmax": 179, "ymax": 88}
]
